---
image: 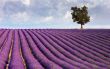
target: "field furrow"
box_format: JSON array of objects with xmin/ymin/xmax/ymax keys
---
[{"xmin": 0, "ymin": 29, "xmax": 110, "ymax": 69}]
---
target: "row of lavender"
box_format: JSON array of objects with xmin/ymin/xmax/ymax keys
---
[{"xmin": 0, "ymin": 29, "xmax": 110, "ymax": 69}]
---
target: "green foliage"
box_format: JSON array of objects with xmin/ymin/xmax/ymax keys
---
[{"xmin": 71, "ymin": 6, "xmax": 90, "ymax": 28}]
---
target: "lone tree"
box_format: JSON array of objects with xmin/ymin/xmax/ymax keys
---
[{"xmin": 71, "ymin": 6, "xmax": 90, "ymax": 29}]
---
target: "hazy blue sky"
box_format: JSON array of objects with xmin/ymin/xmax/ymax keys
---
[{"xmin": 0, "ymin": 0, "xmax": 110, "ymax": 29}]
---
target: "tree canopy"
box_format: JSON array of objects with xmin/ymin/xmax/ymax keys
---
[{"xmin": 71, "ymin": 6, "xmax": 90, "ymax": 29}]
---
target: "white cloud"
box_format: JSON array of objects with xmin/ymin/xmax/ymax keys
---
[
  {"xmin": 64, "ymin": 11, "xmax": 72, "ymax": 21},
  {"xmin": 21, "ymin": 0, "xmax": 31, "ymax": 6},
  {"xmin": 43, "ymin": 16, "xmax": 53, "ymax": 22},
  {"xmin": 87, "ymin": 1, "xmax": 100, "ymax": 8},
  {"xmin": 35, "ymin": 16, "xmax": 54, "ymax": 23},
  {"xmin": 11, "ymin": 12, "xmax": 29, "ymax": 22},
  {"xmin": 85, "ymin": 0, "xmax": 110, "ymax": 9},
  {"xmin": 0, "ymin": 11, "xmax": 4, "ymax": 22},
  {"xmin": 90, "ymin": 16, "xmax": 94, "ymax": 21},
  {"xmin": 103, "ymin": 0, "xmax": 110, "ymax": 9},
  {"xmin": 0, "ymin": 17, "xmax": 3, "ymax": 22},
  {"xmin": 85, "ymin": 25, "xmax": 110, "ymax": 29},
  {"xmin": 0, "ymin": 0, "xmax": 110, "ymax": 28},
  {"xmin": 66, "ymin": 0, "xmax": 77, "ymax": 3}
]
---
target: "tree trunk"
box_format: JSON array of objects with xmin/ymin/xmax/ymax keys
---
[{"xmin": 81, "ymin": 24, "xmax": 83, "ymax": 29}]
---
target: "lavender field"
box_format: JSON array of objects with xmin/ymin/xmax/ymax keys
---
[{"xmin": 0, "ymin": 29, "xmax": 110, "ymax": 69}]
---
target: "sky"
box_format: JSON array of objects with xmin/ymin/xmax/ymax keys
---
[{"xmin": 0, "ymin": 0, "xmax": 110, "ymax": 29}]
